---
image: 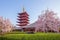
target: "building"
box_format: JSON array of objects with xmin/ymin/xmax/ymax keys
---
[{"xmin": 17, "ymin": 8, "xmax": 29, "ymax": 31}]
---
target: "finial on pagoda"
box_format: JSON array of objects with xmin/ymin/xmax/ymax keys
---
[{"xmin": 22, "ymin": 6, "xmax": 25, "ymax": 12}]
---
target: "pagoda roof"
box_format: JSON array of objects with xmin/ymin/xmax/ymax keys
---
[{"xmin": 18, "ymin": 12, "xmax": 29, "ymax": 16}]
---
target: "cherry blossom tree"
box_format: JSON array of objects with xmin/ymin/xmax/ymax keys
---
[
  {"xmin": 0, "ymin": 17, "xmax": 13, "ymax": 34},
  {"xmin": 35, "ymin": 9, "xmax": 60, "ymax": 32},
  {"xmin": 0, "ymin": 17, "xmax": 4, "ymax": 33}
]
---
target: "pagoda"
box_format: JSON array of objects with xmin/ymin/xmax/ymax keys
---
[{"xmin": 17, "ymin": 8, "xmax": 29, "ymax": 28}]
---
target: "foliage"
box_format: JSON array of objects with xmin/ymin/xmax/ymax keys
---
[{"xmin": 0, "ymin": 33, "xmax": 60, "ymax": 40}]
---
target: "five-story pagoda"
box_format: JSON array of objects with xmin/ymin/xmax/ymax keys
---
[{"xmin": 17, "ymin": 8, "xmax": 29, "ymax": 28}]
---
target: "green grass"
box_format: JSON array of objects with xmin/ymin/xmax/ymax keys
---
[
  {"xmin": 6, "ymin": 31, "xmax": 26, "ymax": 34},
  {"xmin": 0, "ymin": 32, "xmax": 60, "ymax": 40}
]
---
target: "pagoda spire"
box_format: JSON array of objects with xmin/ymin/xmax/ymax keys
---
[{"xmin": 22, "ymin": 6, "xmax": 25, "ymax": 12}]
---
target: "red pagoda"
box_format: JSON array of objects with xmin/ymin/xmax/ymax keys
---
[{"xmin": 17, "ymin": 8, "xmax": 29, "ymax": 28}]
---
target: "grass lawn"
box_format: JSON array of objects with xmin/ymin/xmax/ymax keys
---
[{"xmin": 0, "ymin": 32, "xmax": 60, "ymax": 40}]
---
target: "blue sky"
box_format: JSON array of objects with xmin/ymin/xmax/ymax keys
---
[{"xmin": 0, "ymin": 0, "xmax": 60, "ymax": 26}]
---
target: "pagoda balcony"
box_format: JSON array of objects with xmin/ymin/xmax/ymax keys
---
[
  {"xmin": 17, "ymin": 23, "xmax": 29, "ymax": 25},
  {"xmin": 17, "ymin": 23, "xmax": 27, "ymax": 26},
  {"xmin": 18, "ymin": 14, "xmax": 29, "ymax": 16},
  {"xmin": 16, "ymin": 20, "xmax": 29, "ymax": 22},
  {"xmin": 17, "ymin": 21, "xmax": 29, "ymax": 23},
  {"xmin": 17, "ymin": 20, "xmax": 29, "ymax": 22},
  {"xmin": 17, "ymin": 18, "xmax": 29, "ymax": 20},
  {"xmin": 17, "ymin": 16, "xmax": 29, "ymax": 18},
  {"xmin": 19, "ymin": 19, "xmax": 29, "ymax": 21},
  {"xmin": 17, "ymin": 24, "xmax": 27, "ymax": 26}
]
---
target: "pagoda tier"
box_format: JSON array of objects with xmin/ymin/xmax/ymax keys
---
[
  {"xmin": 17, "ymin": 20, "xmax": 29, "ymax": 22},
  {"xmin": 17, "ymin": 16, "xmax": 29, "ymax": 18},
  {"xmin": 17, "ymin": 10, "xmax": 29, "ymax": 27},
  {"xmin": 17, "ymin": 19, "xmax": 29, "ymax": 21},
  {"xmin": 17, "ymin": 22, "xmax": 29, "ymax": 23},
  {"xmin": 18, "ymin": 14, "xmax": 29, "ymax": 17},
  {"xmin": 17, "ymin": 24, "xmax": 27, "ymax": 26},
  {"xmin": 17, "ymin": 22, "xmax": 28, "ymax": 26},
  {"xmin": 18, "ymin": 12, "xmax": 29, "ymax": 16},
  {"xmin": 17, "ymin": 18, "xmax": 29, "ymax": 20}
]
